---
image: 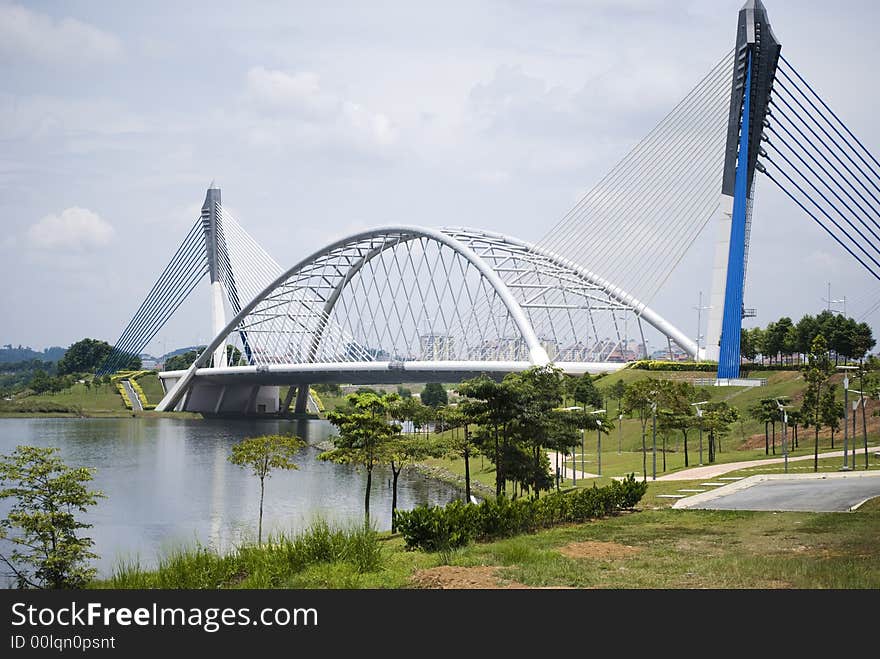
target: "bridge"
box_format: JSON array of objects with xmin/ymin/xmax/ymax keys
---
[{"xmin": 100, "ymin": 1, "xmax": 880, "ymax": 415}]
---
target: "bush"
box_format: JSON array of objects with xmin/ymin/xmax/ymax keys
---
[{"xmin": 394, "ymin": 474, "xmax": 647, "ymax": 551}]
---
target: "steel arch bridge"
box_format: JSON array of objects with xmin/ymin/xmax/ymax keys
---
[
  {"xmin": 155, "ymin": 221, "xmax": 695, "ymax": 414},
  {"xmin": 102, "ymin": 1, "xmax": 879, "ymax": 415}
]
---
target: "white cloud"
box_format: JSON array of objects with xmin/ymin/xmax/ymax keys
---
[
  {"xmin": 244, "ymin": 66, "xmax": 397, "ymax": 151},
  {"xmin": 26, "ymin": 207, "xmax": 114, "ymax": 251},
  {"xmin": 0, "ymin": 3, "xmax": 121, "ymax": 65}
]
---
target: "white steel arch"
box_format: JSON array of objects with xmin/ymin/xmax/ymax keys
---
[{"xmin": 157, "ymin": 225, "xmax": 695, "ymax": 412}]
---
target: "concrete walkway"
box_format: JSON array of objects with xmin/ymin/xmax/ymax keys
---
[
  {"xmin": 121, "ymin": 379, "xmax": 143, "ymax": 411},
  {"xmin": 547, "ymin": 445, "xmax": 878, "ymax": 485},
  {"xmin": 654, "ymin": 445, "xmax": 878, "ymax": 481}
]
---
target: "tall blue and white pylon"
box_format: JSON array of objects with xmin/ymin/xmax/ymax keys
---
[
  {"xmin": 201, "ymin": 186, "xmax": 228, "ymax": 368},
  {"xmin": 705, "ymin": 0, "xmax": 781, "ymax": 376}
]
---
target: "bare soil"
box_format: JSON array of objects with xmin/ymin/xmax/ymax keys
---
[
  {"xmin": 409, "ymin": 565, "xmax": 534, "ymax": 589},
  {"xmin": 557, "ymin": 540, "xmax": 640, "ymax": 560}
]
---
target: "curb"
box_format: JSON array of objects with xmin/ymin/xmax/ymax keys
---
[{"xmin": 672, "ymin": 470, "xmax": 880, "ymax": 509}]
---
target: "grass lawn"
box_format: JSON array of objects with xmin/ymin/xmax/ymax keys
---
[
  {"xmin": 96, "ymin": 496, "xmax": 880, "ymax": 589},
  {"xmin": 136, "ymin": 372, "xmax": 166, "ymax": 405}
]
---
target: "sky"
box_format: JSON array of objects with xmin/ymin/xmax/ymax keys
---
[{"xmin": 1, "ymin": 0, "xmax": 879, "ymax": 357}]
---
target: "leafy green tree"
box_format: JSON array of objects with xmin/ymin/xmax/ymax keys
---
[
  {"xmin": 0, "ymin": 446, "xmax": 105, "ymax": 588},
  {"xmin": 820, "ymin": 388, "xmax": 844, "ymax": 449},
  {"xmin": 571, "ymin": 373, "xmax": 602, "ymax": 409},
  {"xmin": 457, "ymin": 375, "xmax": 520, "ymax": 496},
  {"xmin": 163, "ymin": 348, "xmax": 205, "ymax": 371},
  {"xmin": 56, "ymin": 338, "xmax": 114, "ymax": 375},
  {"xmin": 228, "ymin": 434, "xmax": 304, "ymax": 544},
  {"xmin": 384, "ymin": 431, "xmax": 439, "ymax": 531},
  {"xmin": 623, "ymin": 378, "xmax": 668, "ymax": 480},
  {"xmin": 437, "ymin": 403, "xmax": 482, "ymax": 503},
  {"xmin": 702, "ymin": 401, "xmax": 737, "ymax": 463},
  {"xmin": 802, "ymin": 334, "xmax": 835, "ymax": 472},
  {"xmin": 420, "ymin": 382, "xmax": 448, "ymax": 408},
  {"xmin": 322, "ymin": 392, "xmax": 401, "ymax": 523},
  {"xmin": 749, "ymin": 399, "xmax": 777, "ymax": 455},
  {"xmin": 29, "ymin": 369, "xmax": 51, "ymax": 395},
  {"xmin": 740, "ymin": 327, "xmax": 759, "ymax": 362}
]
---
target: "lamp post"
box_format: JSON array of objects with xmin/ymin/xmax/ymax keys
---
[
  {"xmin": 589, "ymin": 409, "xmax": 606, "ymax": 477},
  {"xmin": 690, "ymin": 401, "xmax": 708, "ymax": 466},
  {"xmin": 775, "ymin": 398, "xmax": 790, "ymax": 473},
  {"xmin": 837, "ymin": 366, "xmax": 857, "ymax": 471},
  {"xmin": 651, "ymin": 399, "xmax": 657, "ymax": 481}
]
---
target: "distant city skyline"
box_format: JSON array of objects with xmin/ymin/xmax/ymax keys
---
[{"xmin": 2, "ymin": 1, "xmax": 878, "ymax": 355}]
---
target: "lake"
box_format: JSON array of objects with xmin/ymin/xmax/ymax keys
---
[{"xmin": 0, "ymin": 417, "xmax": 462, "ymax": 581}]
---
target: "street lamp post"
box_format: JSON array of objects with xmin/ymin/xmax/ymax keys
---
[
  {"xmin": 590, "ymin": 409, "xmax": 605, "ymax": 477},
  {"xmin": 690, "ymin": 401, "xmax": 708, "ymax": 466},
  {"xmin": 775, "ymin": 398, "xmax": 790, "ymax": 473},
  {"xmin": 837, "ymin": 366, "xmax": 857, "ymax": 471},
  {"xmin": 651, "ymin": 401, "xmax": 657, "ymax": 481}
]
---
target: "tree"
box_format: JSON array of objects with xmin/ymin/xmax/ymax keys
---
[
  {"xmin": 457, "ymin": 375, "xmax": 521, "ymax": 497},
  {"xmin": 164, "ymin": 348, "xmax": 205, "ymax": 372},
  {"xmin": 420, "ymin": 382, "xmax": 448, "ymax": 408},
  {"xmin": 0, "ymin": 446, "xmax": 105, "ymax": 588},
  {"xmin": 56, "ymin": 338, "xmax": 113, "ymax": 375},
  {"xmin": 228, "ymin": 434, "xmax": 304, "ymax": 544},
  {"xmin": 749, "ymin": 399, "xmax": 778, "ymax": 455},
  {"xmin": 322, "ymin": 392, "xmax": 401, "ymax": 523},
  {"xmin": 623, "ymin": 378, "xmax": 667, "ymax": 481},
  {"xmin": 571, "ymin": 373, "xmax": 602, "ymax": 409},
  {"xmin": 29, "ymin": 369, "xmax": 51, "ymax": 395},
  {"xmin": 802, "ymin": 334, "xmax": 834, "ymax": 472},
  {"xmin": 820, "ymin": 388, "xmax": 844, "ymax": 449},
  {"xmin": 384, "ymin": 431, "xmax": 439, "ymax": 531},
  {"xmin": 702, "ymin": 402, "xmax": 737, "ymax": 463},
  {"xmin": 436, "ymin": 404, "xmax": 480, "ymax": 503}
]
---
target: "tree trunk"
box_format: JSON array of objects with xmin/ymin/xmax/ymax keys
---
[
  {"xmin": 464, "ymin": 448, "xmax": 471, "ymax": 503},
  {"xmin": 771, "ymin": 420, "xmax": 776, "ymax": 455},
  {"xmin": 764, "ymin": 421, "xmax": 769, "ymax": 455},
  {"xmin": 683, "ymin": 430, "xmax": 689, "ymax": 468},
  {"xmin": 364, "ymin": 464, "xmax": 373, "ymax": 526},
  {"xmin": 814, "ymin": 425, "xmax": 819, "ymax": 473},
  {"xmin": 494, "ymin": 427, "xmax": 502, "ymax": 497},
  {"xmin": 662, "ymin": 434, "xmax": 666, "ymax": 472},
  {"xmin": 641, "ymin": 423, "xmax": 647, "ymax": 482},
  {"xmin": 391, "ymin": 462, "xmax": 401, "ymax": 532},
  {"xmin": 830, "ymin": 426, "xmax": 835, "ymax": 450},
  {"xmin": 258, "ymin": 476, "xmax": 265, "ymax": 545}
]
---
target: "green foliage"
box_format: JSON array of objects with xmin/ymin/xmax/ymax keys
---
[
  {"xmin": 0, "ymin": 446, "xmax": 105, "ymax": 588},
  {"xmin": 107, "ymin": 520, "xmax": 382, "ymax": 588},
  {"xmin": 394, "ymin": 474, "xmax": 647, "ymax": 551},
  {"xmin": 163, "ymin": 348, "xmax": 204, "ymax": 371},
  {"xmin": 420, "ymin": 382, "xmax": 448, "ymax": 407},
  {"xmin": 322, "ymin": 392, "xmax": 402, "ymax": 523},
  {"xmin": 630, "ymin": 360, "xmax": 719, "ymax": 372},
  {"xmin": 56, "ymin": 338, "xmax": 114, "ymax": 375},
  {"xmin": 229, "ymin": 434, "xmax": 305, "ymax": 544}
]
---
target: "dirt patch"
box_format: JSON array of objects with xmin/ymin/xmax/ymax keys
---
[
  {"xmin": 410, "ymin": 565, "xmax": 534, "ymax": 589},
  {"xmin": 557, "ymin": 540, "xmax": 640, "ymax": 560}
]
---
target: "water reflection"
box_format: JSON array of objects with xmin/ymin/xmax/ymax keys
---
[{"xmin": 0, "ymin": 417, "xmax": 461, "ymax": 580}]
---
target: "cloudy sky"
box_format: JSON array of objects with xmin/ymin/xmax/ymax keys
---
[{"xmin": 2, "ymin": 0, "xmax": 878, "ymax": 356}]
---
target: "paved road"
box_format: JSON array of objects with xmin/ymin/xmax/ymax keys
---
[{"xmin": 674, "ymin": 472, "xmax": 880, "ymax": 512}]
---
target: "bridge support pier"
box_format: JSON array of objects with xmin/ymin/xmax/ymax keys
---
[
  {"xmin": 294, "ymin": 385, "xmax": 311, "ymax": 415},
  {"xmin": 280, "ymin": 386, "xmax": 297, "ymax": 415}
]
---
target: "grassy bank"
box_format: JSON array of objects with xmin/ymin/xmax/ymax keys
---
[{"xmin": 90, "ymin": 489, "xmax": 880, "ymax": 589}]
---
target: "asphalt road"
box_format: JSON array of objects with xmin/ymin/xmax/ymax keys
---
[{"xmin": 681, "ymin": 474, "xmax": 880, "ymax": 512}]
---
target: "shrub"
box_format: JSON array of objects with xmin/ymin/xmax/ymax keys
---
[{"xmin": 395, "ymin": 474, "xmax": 647, "ymax": 551}]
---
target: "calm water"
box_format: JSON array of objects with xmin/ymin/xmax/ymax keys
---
[{"xmin": 0, "ymin": 417, "xmax": 461, "ymax": 580}]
